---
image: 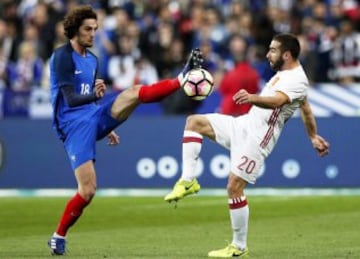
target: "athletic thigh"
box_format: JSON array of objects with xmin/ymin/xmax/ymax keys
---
[
  {"xmin": 206, "ymin": 114, "xmax": 265, "ymax": 184},
  {"xmin": 230, "ymin": 116, "xmax": 266, "ymax": 184},
  {"xmin": 205, "ymin": 113, "xmax": 236, "ymax": 150},
  {"xmin": 96, "ymin": 97, "xmax": 123, "ymax": 140},
  {"xmin": 230, "ymin": 137, "xmax": 265, "ymax": 185},
  {"xmin": 110, "ymin": 85, "xmax": 141, "ymax": 121},
  {"xmin": 63, "ymin": 118, "xmax": 97, "ymax": 171}
]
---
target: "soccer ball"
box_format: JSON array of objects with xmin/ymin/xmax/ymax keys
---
[{"xmin": 182, "ymin": 68, "xmax": 214, "ymax": 101}]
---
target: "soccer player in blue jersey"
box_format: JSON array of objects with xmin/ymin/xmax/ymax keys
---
[{"xmin": 47, "ymin": 5, "xmax": 203, "ymax": 255}]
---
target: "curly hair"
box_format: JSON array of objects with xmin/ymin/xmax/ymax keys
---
[{"xmin": 63, "ymin": 5, "xmax": 97, "ymax": 39}]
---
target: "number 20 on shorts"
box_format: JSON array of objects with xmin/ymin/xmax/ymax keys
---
[{"xmin": 237, "ymin": 155, "xmax": 256, "ymax": 174}]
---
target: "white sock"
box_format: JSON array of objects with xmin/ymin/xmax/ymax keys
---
[
  {"xmin": 229, "ymin": 196, "xmax": 249, "ymax": 250},
  {"xmin": 181, "ymin": 130, "xmax": 203, "ymax": 182}
]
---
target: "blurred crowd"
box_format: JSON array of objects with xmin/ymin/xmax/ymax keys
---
[{"xmin": 0, "ymin": 0, "xmax": 359, "ymax": 115}]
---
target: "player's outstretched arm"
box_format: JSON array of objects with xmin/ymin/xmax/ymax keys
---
[
  {"xmin": 232, "ymin": 89, "xmax": 289, "ymax": 109},
  {"xmin": 300, "ymin": 98, "xmax": 330, "ymax": 157}
]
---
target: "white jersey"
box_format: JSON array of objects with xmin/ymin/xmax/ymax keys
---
[
  {"xmin": 246, "ymin": 65, "xmax": 308, "ymax": 155},
  {"xmin": 205, "ymin": 65, "xmax": 309, "ymax": 184}
]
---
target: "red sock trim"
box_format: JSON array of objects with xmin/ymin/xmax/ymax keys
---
[
  {"xmin": 56, "ymin": 193, "xmax": 90, "ymax": 236},
  {"xmin": 182, "ymin": 136, "xmax": 203, "ymax": 144},
  {"xmin": 138, "ymin": 79, "xmax": 180, "ymax": 103},
  {"xmin": 229, "ymin": 197, "xmax": 248, "ymax": 209}
]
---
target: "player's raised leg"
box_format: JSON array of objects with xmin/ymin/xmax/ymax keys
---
[
  {"xmin": 177, "ymin": 48, "xmax": 203, "ymax": 83},
  {"xmin": 110, "ymin": 48, "xmax": 203, "ymax": 121},
  {"xmin": 164, "ymin": 178, "xmax": 201, "ymax": 202},
  {"xmin": 164, "ymin": 115, "xmax": 215, "ymax": 202},
  {"xmin": 137, "ymin": 47, "xmax": 203, "ymax": 103},
  {"xmin": 164, "ymin": 130, "xmax": 202, "ymax": 202}
]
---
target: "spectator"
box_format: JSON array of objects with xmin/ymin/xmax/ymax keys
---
[
  {"xmin": 329, "ymin": 17, "xmax": 360, "ymax": 84},
  {"xmin": 160, "ymin": 38, "xmax": 203, "ymax": 115},
  {"xmin": 110, "ymin": 7, "xmax": 131, "ymax": 40},
  {"xmin": 238, "ymin": 11, "xmax": 255, "ymax": 45},
  {"xmin": 0, "ymin": 45, "xmax": 10, "ymax": 89},
  {"xmin": 0, "ymin": 18, "xmax": 20, "ymax": 63},
  {"xmin": 0, "ymin": 1, "xmax": 22, "ymax": 37},
  {"xmin": 146, "ymin": 21, "xmax": 177, "ymax": 78},
  {"xmin": 135, "ymin": 56, "xmax": 159, "ymax": 85},
  {"xmin": 41, "ymin": 21, "xmax": 68, "ymax": 91},
  {"xmin": 297, "ymin": 33, "xmax": 318, "ymax": 84},
  {"xmin": 108, "ymin": 34, "xmax": 140, "ymax": 91},
  {"xmin": 219, "ymin": 34, "xmax": 260, "ymax": 116},
  {"xmin": 302, "ymin": 16, "xmax": 337, "ymax": 83},
  {"xmin": 199, "ymin": 39, "xmax": 224, "ymax": 88},
  {"xmin": 250, "ymin": 44, "xmax": 275, "ymax": 84},
  {"xmin": 92, "ymin": 8, "xmax": 116, "ymax": 83},
  {"xmin": 21, "ymin": 23, "xmax": 47, "ymax": 63},
  {"xmin": 1, "ymin": 0, "xmax": 360, "ymax": 119},
  {"xmin": 52, "ymin": 21, "xmax": 67, "ymax": 52},
  {"xmin": 333, "ymin": 0, "xmax": 360, "ymax": 23},
  {"xmin": 267, "ymin": 5, "xmax": 292, "ymax": 34},
  {"xmin": 0, "ymin": 19, "xmax": 11, "ymax": 62},
  {"xmin": 10, "ymin": 41, "xmax": 43, "ymax": 91},
  {"xmin": 192, "ymin": 6, "xmax": 228, "ymax": 54},
  {"xmin": 27, "ymin": 2, "xmax": 60, "ymax": 60},
  {"xmin": 180, "ymin": 3, "xmax": 206, "ymax": 43}
]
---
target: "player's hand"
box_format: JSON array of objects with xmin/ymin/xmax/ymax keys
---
[
  {"xmin": 107, "ymin": 131, "xmax": 120, "ymax": 146},
  {"xmin": 95, "ymin": 79, "xmax": 106, "ymax": 99},
  {"xmin": 233, "ymin": 89, "xmax": 252, "ymax": 104},
  {"xmin": 311, "ymin": 135, "xmax": 330, "ymax": 157}
]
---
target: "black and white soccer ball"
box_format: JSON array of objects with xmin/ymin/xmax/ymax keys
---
[{"xmin": 182, "ymin": 68, "xmax": 214, "ymax": 101}]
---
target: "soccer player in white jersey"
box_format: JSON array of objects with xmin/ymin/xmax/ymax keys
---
[{"xmin": 164, "ymin": 33, "xmax": 330, "ymax": 258}]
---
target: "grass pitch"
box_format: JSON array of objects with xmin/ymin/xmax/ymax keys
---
[{"xmin": 0, "ymin": 195, "xmax": 359, "ymax": 258}]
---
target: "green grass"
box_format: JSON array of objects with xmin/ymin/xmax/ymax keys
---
[{"xmin": 0, "ymin": 195, "xmax": 359, "ymax": 258}]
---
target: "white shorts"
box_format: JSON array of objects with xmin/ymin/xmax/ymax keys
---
[{"xmin": 205, "ymin": 113, "xmax": 266, "ymax": 184}]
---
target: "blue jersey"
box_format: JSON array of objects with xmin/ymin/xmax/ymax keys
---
[
  {"xmin": 50, "ymin": 42, "xmax": 98, "ymax": 140},
  {"xmin": 49, "ymin": 42, "xmax": 122, "ymax": 170}
]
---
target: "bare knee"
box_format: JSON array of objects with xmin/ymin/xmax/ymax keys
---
[
  {"xmin": 78, "ymin": 185, "xmax": 96, "ymax": 201},
  {"xmin": 111, "ymin": 84, "xmax": 141, "ymax": 120},
  {"xmin": 75, "ymin": 161, "xmax": 98, "ymax": 201},
  {"xmin": 185, "ymin": 115, "xmax": 214, "ymax": 139},
  {"xmin": 185, "ymin": 114, "xmax": 209, "ymax": 133},
  {"xmin": 227, "ymin": 173, "xmax": 247, "ymax": 198},
  {"xmin": 185, "ymin": 115, "xmax": 201, "ymax": 130}
]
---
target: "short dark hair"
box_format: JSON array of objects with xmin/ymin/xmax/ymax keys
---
[
  {"xmin": 273, "ymin": 33, "xmax": 300, "ymax": 59},
  {"xmin": 63, "ymin": 5, "xmax": 97, "ymax": 39}
]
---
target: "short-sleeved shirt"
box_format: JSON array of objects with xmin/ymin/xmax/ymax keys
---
[
  {"xmin": 205, "ymin": 65, "xmax": 308, "ymax": 184},
  {"xmin": 247, "ymin": 65, "xmax": 308, "ymax": 155}
]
